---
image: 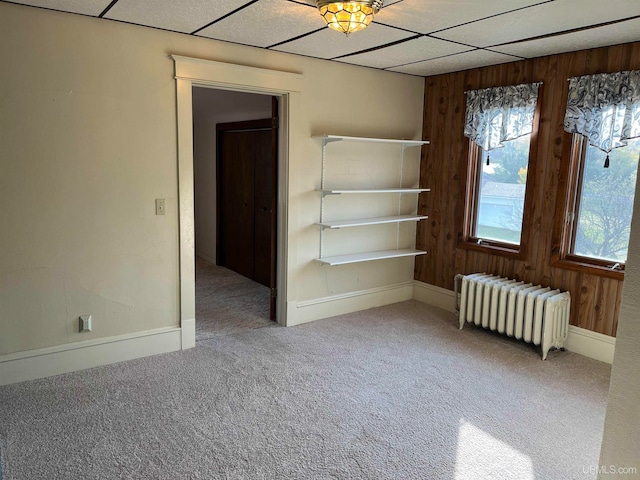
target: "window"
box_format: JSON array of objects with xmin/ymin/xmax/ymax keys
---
[
  {"xmin": 557, "ymin": 70, "xmax": 640, "ymax": 275},
  {"xmin": 467, "ymin": 134, "xmax": 532, "ymax": 246},
  {"xmin": 462, "ymin": 82, "xmax": 541, "ymax": 254},
  {"xmin": 559, "ymin": 135, "xmax": 640, "ymax": 271}
]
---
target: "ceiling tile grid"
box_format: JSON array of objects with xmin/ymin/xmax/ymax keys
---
[
  {"xmin": 2, "ymin": 0, "xmax": 640, "ymax": 77},
  {"xmin": 196, "ymin": 0, "xmax": 321, "ymax": 48},
  {"xmin": 491, "ymin": 16, "xmax": 640, "ymax": 59},
  {"xmin": 336, "ymin": 36, "xmax": 471, "ymax": 69},
  {"xmin": 103, "ymin": 0, "xmax": 251, "ymax": 33},
  {"xmin": 377, "ymin": 0, "xmax": 548, "ymax": 36},
  {"xmin": 434, "ymin": 0, "xmax": 640, "ymax": 48},
  {"xmin": 388, "ymin": 50, "xmax": 522, "ymax": 77},
  {"xmin": 273, "ymin": 22, "xmax": 415, "ymax": 60}
]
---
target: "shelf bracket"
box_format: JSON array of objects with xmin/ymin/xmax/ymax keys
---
[{"xmin": 321, "ymin": 191, "xmax": 340, "ymax": 198}]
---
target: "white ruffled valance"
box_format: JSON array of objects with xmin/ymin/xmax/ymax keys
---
[
  {"xmin": 564, "ymin": 70, "xmax": 640, "ymax": 167},
  {"xmin": 464, "ymin": 83, "xmax": 541, "ymax": 156}
]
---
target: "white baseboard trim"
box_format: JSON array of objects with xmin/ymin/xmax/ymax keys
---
[
  {"xmin": 0, "ymin": 327, "xmax": 182, "ymax": 386},
  {"xmin": 196, "ymin": 252, "xmax": 216, "ymax": 265},
  {"xmin": 565, "ymin": 325, "xmax": 616, "ymax": 364},
  {"xmin": 413, "ymin": 281, "xmax": 457, "ymax": 313},
  {"xmin": 286, "ymin": 281, "xmax": 414, "ymax": 326},
  {"xmin": 412, "ymin": 280, "xmax": 616, "ymax": 364}
]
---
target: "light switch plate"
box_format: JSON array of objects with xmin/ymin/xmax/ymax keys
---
[{"xmin": 155, "ymin": 198, "xmax": 166, "ymax": 215}]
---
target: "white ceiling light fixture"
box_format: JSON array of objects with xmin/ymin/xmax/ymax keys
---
[{"xmin": 316, "ymin": 1, "xmax": 384, "ymax": 36}]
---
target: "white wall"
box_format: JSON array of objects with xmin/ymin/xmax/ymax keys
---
[
  {"xmin": 598, "ymin": 171, "xmax": 640, "ymax": 476},
  {"xmin": 0, "ymin": 3, "xmax": 424, "ymax": 357},
  {"xmin": 192, "ymin": 88, "xmax": 272, "ymax": 264}
]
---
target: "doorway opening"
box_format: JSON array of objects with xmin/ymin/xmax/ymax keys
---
[{"xmin": 192, "ymin": 87, "xmax": 279, "ymax": 341}]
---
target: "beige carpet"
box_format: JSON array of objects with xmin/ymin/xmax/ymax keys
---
[
  {"xmin": 195, "ymin": 256, "xmax": 275, "ymax": 341},
  {"xmin": 0, "ymin": 301, "xmax": 610, "ymax": 479}
]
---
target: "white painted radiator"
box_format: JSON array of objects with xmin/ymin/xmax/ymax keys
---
[{"xmin": 455, "ymin": 273, "xmax": 570, "ymax": 360}]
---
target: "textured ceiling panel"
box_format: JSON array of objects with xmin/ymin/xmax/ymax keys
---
[
  {"xmin": 4, "ymin": 0, "xmax": 640, "ymax": 77},
  {"xmin": 197, "ymin": 0, "xmax": 320, "ymax": 48},
  {"xmin": 3, "ymin": 0, "xmax": 111, "ymax": 16},
  {"xmin": 492, "ymin": 17, "xmax": 640, "ymax": 59},
  {"xmin": 273, "ymin": 22, "xmax": 414, "ymax": 60},
  {"xmin": 435, "ymin": 0, "xmax": 640, "ymax": 48},
  {"xmin": 492, "ymin": 19, "xmax": 640, "ymax": 58},
  {"xmin": 337, "ymin": 36, "xmax": 470, "ymax": 69},
  {"xmin": 378, "ymin": 0, "xmax": 547, "ymax": 35},
  {"xmin": 104, "ymin": 0, "xmax": 250, "ymax": 34},
  {"xmin": 389, "ymin": 50, "xmax": 521, "ymax": 77}
]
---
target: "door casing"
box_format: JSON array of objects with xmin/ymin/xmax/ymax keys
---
[{"xmin": 173, "ymin": 55, "xmax": 300, "ymax": 348}]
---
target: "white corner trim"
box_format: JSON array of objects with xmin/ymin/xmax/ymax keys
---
[
  {"xmin": 181, "ymin": 318, "xmax": 196, "ymax": 350},
  {"xmin": 412, "ymin": 280, "xmax": 616, "ymax": 364},
  {"xmin": 566, "ymin": 325, "xmax": 616, "ymax": 364},
  {"xmin": 0, "ymin": 327, "xmax": 182, "ymax": 386},
  {"xmin": 413, "ymin": 280, "xmax": 457, "ymax": 313},
  {"xmin": 287, "ymin": 281, "xmax": 414, "ymax": 326}
]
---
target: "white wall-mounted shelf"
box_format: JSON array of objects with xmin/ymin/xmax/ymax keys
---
[
  {"xmin": 315, "ymin": 214, "xmax": 428, "ymax": 230},
  {"xmin": 315, "ymin": 249, "xmax": 427, "ymax": 266},
  {"xmin": 312, "ymin": 135, "xmax": 429, "ymax": 147},
  {"xmin": 314, "ymin": 133, "xmax": 429, "ymax": 266},
  {"xmin": 317, "ymin": 188, "xmax": 430, "ymax": 196}
]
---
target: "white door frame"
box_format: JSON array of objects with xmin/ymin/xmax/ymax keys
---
[{"xmin": 172, "ymin": 55, "xmax": 302, "ymax": 348}]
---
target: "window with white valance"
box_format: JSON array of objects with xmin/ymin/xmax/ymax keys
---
[
  {"xmin": 462, "ymin": 82, "xmax": 541, "ymax": 249},
  {"xmin": 558, "ymin": 70, "xmax": 640, "ymax": 271}
]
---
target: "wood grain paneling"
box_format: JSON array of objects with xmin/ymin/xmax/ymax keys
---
[{"xmin": 416, "ymin": 41, "xmax": 640, "ymax": 337}]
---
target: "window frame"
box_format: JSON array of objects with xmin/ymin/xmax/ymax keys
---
[
  {"xmin": 460, "ymin": 95, "xmax": 542, "ymax": 260},
  {"xmin": 551, "ymin": 134, "xmax": 629, "ymax": 280}
]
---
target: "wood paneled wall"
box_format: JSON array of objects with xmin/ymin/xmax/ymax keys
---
[{"xmin": 415, "ymin": 41, "xmax": 640, "ymax": 337}]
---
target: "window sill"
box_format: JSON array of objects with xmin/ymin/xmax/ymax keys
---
[
  {"xmin": 552, "ymin": 257, "xmax": 624, "ymax": 280},
  {"xmin": 458, "ymin": 239, "xmax": 524, "ymax": 261}
]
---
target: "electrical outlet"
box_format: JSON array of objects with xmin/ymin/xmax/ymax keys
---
[
  {"xmin": 79, "ymin": 315, "xmax": 92, "ymax": 333},
  {"xmin": 155, "ymin": 198, "xmax": 166, "ymax": 215}
]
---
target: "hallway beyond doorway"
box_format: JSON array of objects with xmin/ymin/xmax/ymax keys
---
[{"xmin": 195, "ymin": 257, "xmax": 276, "ymax": 341}]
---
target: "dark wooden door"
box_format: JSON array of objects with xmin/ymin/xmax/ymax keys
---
[
  {"xmin": 216, "ymin": 101, "xmax": 278, "ymax": 319},
  {"xmin": 218, "ymin": 129, "xmax": 257, "ymax": 279},
  {"xmin": 253, "ymin": 128, "xmax": 275, "ymax": 287}
]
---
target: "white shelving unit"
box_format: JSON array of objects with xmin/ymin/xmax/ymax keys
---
[
  {"xmin": 315, "ymin": 214, "xmax": 428, "ymax": 230},
  {"xmin": 317, "ymin": 188, "xmax": 430, "ymax": 196},
  {"xmin": 313, "ymin": 134, "xmax": 430, "ymax": 266},
  {"xmin": 315, "ymin": 249, "xmax": 427, "ymax": 267}
]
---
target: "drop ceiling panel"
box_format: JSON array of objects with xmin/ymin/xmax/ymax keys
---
[
  {"xmin": 197, "ymin": 0, "xmax": 320, "ymax": 48},
  {"xmin": 435, "ymin": 0, "xmax": 640, "ymax": 48},
  {"xmin": 273, "ymin": 22, "xmax": 414, "ymax": 60},
  {"xmin": 4, "ymin": 0, "xmax": 640, "ymax": 77},
  {"xmin": 492, "ymin": 17, "xmax": 640, "ymax": 59},
  {"xmin": 378, "ymin": 0, "xmax": 547, "ymax": 35},
  {"xmin": 389, "ymin": 50, "xmax": 521, "ymax": 77},
  {"xmin": 104, "ymin": 0, "xmax": 250, "ymax": 34},
  {"xmin": 338, "ymin": 36, "xmax": 471, "ymax": 69},
  {"xmin": 3, "ymin": 0, "xmax": 111, "ymax": 16}
]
